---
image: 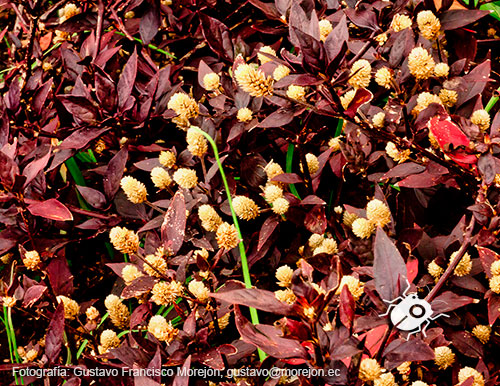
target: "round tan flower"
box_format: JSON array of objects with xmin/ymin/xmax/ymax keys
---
[
  {"xmin": 173, "ymin": 168, "xmax": 198, "ymax": 189},
  {"xmin": 359, "ymin": 358, "xmax": 383, "ymax": 382},
  {"xmin": 148, "ymin": 315, "xmax": 178, "ymax": 343},
  {"xmin": 472, "ymin": 325, "xmax": 491, "ymax": 344},
  {"xmin": 450, "ymin": 251, "xmax": 472, "ymax": 276},
  {"xmin": 86, "ymin": 306, "xmax": 99, "ymax": 321},
  {"xmin": 121, "ymin": 176, "xmax": 147, "ymax": 204},
  {"xmin": 237, "ymin": 107, "xmax": 253, "ymax": 122},
  {"xmin": 186, "ymin": 127, "xmax": 208, "ymax": 157},
  {"xmin": 151, "ymin": 167, "xmax": 172, "ymax": 189},
  {"xmin": 352, "ymin": 218, "xmax": 374, "ymax": 239},
  {"xmin": 328, "ymin": 137, "xmax": 342, "ymax": 151},
  {"xmin": 413, "ymin": 92, "xmax": 443, "ymax": 115},
  {"xmin": 490, "ymin": 275, "xmax": 500, "ymax": 293},
  {"xmin": 386, "ymin": 141, "xmax": 411, "ymax": 163},
  {"xmin": 257, "ymin": 46, "xmax": 276, "ymax": 64},
  {"xmin": 366, "ymin": 199, "xmax": 391, "ymax": 227},
  {"xmin": 375, "ymin": 67, "xmax": 392, "ymax": 89},
  {"xmin": 25, "ymin": 349, "xmax": 38, "ymax": 362},
  {"xmin": 151, "ymin": 281, "xmax": 183, "ymax": 306},
  {"xmin": 188, "ymin": 280, "xmax": 210, "ymax": 303},
  {"xmin": 159, "ymin": 150, "xmax": 176, "ymax": 168},
  {"xmin": 343, "ymin": 211, "xmax": 358, "ymax": 227},
  {"xmin": 263, "ymin": 184, "xmax": 283, "ymax": 203},
  {"xmin": 23, "ymin": 250, "xmax": 41, "ymax": 270},
  {"xmin": 340, "ymin": 89, "xmax": 356, "ymax": 109},
  {"xmin": 458, "ymin": 367, "xmax": 484, "ymax": 386},
  {"xmin": 62, "ymin": 3, "xmax": 80, "ymax": 20},
  {"xmin": 216, "ymin": 222, "xmax": 240, "ymax": 250},
  {"xmin": 57, "ymin": 295, "xmax": 79, "ymax": 320},
  {"xmin": 428, "ymin": 260, "xmax": 444, "ymax": 279},
  {"xmin": 286, "ymin": 85, "xmax": 306, "ymax": 101},
  {"xmin": 98, "ymin": 330, "xmax": 120, "ymax": 354},
  {"xmin": 275, "ymin": 288, "xmax": 296, "ymax": 304},
  {"xmin": 308, "ymin": 234, "xmax": 324, "ymax": 249},
  {"xmin": 417, "ymin": 11, "xmax": 441, "ymax": 40},
  {"xmin": 300, "ymin": 153, "xmax": 319, "ymax": 175},
  {"xmin": 215, "ymin": 313, "xmax": 231, "ymax": 330},
  {"xmin": 334, "ymin": 206, "xmax": 343, "ymax": 214},
  {"xmin": 232, "ymin": 196, "xmax": 260, "ymax": 220},
  {"xmin": 374, "ymin": 373, "xmax": 396, "ymax": 386},
  {"xmin": 439, "ymin": 89, "xmax": 458, "ymax": 107},
  {"xmin": 408, "ymin": 47, "xmax": 435, "ymax": 80},
  {"xmin": 276, "ymin": 265, "xmax": 294, "ymax": 287},
  {"xmin": 271, "ymin": 197, "xmax": 289, "ymax": 215},
  {"xmin": 391, "ymin": 14, "xmax": 412, "ymax": 32},
  {"xmin": 434, "ymin": 63, "xmax": 449, "ymax": 77},
  {"xmin": 273, "ymin": 65, "xmax": 290, "ymax": 81},
  {"xmin": 3, "ymin": 296, "xmax": 16, "ymax": 308},
  {"xmin": 144, "ymin": 254, "xmax": 167, "ymax": 277},
  {"xmin": 167, "ymin": 93, "xmax": 199, "ymax": 125},
  {"xmin": 109, "ymin": 227, "xmax": 139, "ymax": 255},
  {"xmin": 264, "ymin": 160, "xmax": 284, "ymax": 181},
  {"xmin": 375, "ymin": 33, "xmax": 388, "ymax": 46},
  {"xmin": 434, "ymin": 346, "xmax": 455, "ymax": 370},
  {"xmin": 411, "ymin": 382, "xmax": 428, "ymax": 386},
  {"xmin": 397, "ymin": 361, "xmax": 411, "ymax": 376},
  {"xmin": 349, "ymin": 59, "xmax": 371, "ymax": 89},
  {"xmin": 313, "ymin": 238, "xmax": 338, "ymax": 255},
  {"xmin": 121, "ymin": 265, "xmax": 142, "ymax": 285},
  {"xmin": 203, "ymin": 73, "xmax": 220, "ymax": 91},
  {"xmin": 372, "ymin": 112, "xmax": 386, "ymax": 128},
  {"xmin": 319, "ymin": 19, "xmax": 333, "ymax": 42},
  {"xmin": 490, "ymin": 260, "xmax": 500, "ymax": 276},
  {"xmin": 335, "ymin": 275, "xmax": 364, "ymax": 301},
  {"xmin": 198, "ymin": 205, "xmax": 223, "ymax": 232},
  {"xmin": 470, "ymin": 109, "xmax": 490, "ymax": 131},
  {"xmin": 105, "ymin": 295, "xmax": 130, "ymax": 329},
  {"xmin": 234, "ymin": 64, "xmax": 274, "ymax": 97}
]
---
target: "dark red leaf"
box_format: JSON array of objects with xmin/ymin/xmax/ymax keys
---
[
  {"xmin": 200, "ymin": 14, "xmax": 233, "ymax": 62},
  {"xmin": 172, "ymin": 355, "xmax": 191, "ymax": 386},
  {"xmin": 381, "ymin": 163, "xmax": 426, "ymax": 179},
  {"xmin": 161, "ymin": 191, "xmax": 186, "ymax": 255},
  {"xmin": 33, "ymin": 79, "xmax": 53, "ymax": 115},
  {"xmin": 339, "ymin": 285, "xmax": 355, "ymax": 329},
  {"xmin": 27, "ymin": 199, "xmax": 73, "ymax": 221},
  {"xmin": 0, "ymin": 151, "xmax": 19, "ymax": 190},
  {"xmin": 431, "ymin": 291, "xmax": 475, "ymax": 314},
  {"xmin": 382, "ymin": 338, "xmax": 435, "ymax": 362},
  {"xmin": 304, "ymin": 205, "xmax": 327, "ymax": 234},
  {"xmin": 258, "ymin": 216, "xmax": 279, "ymax": 251},
  {"xmin": 487, "ymin": 294, "xmax": 500, "ymax": 325},
  {"xmin": 22, "ymin": 148, "xmax": 51, "ymax": 187},
  {"xmin": 22, "ymin": 285, "xmax": 46, "ymax": 308},
  {"xmin": 117, "ymin": 49, "xmax": 138, "ymax": 110},
  {"xmin": 76, "ymin": 185, "xmax": 107, "ymax": 209},
  {"xmin": 478, "ymin": 153, "xmax": 496, "ymax": 185},
  {"xmin": 121, "ymin": 276, "xmax": 157, "ymax": 299},
  {"xmin": 344, "ymin": 88, "xmax": 373, "ymax": 119},
  {"xmin": 59, "ymin": 127, "xmax": 111, "ymax": 150},
  {"xmin": 397, "ymin": 171, "xmax": 443, "ymax": 188},
  {"xmin": 324, "ymin": 15, "xmax": 348, "ymax": 62},
  {"xmin": 103, "ymin": 147, "xmax": 128, "ymax": 199},
  {"xmin": 248, "ymin": 0, "xmax": 281, "ymax": 19},
  {"xmin": 258, "ymin": 109, "xmax": 295, "ymax": 128},
  {"xmin": 271, "ymin": 173, "xmax": 303, "ymax": 184},
  {"xmin": 45, "ymin": 302, "xmax": 65, "ymax": 364},
  {"xmin": 94, "ymin": 69, "xmax": 117, "ymax": 112},
  {"xmin": 477, "ymin": 246, "xmax": 499, "ymax": 279},
  {"xmin": 440, "ymin": 9, "xmax": 490, "ymax": 30},
  {"xmin": 448, "ymin": 330, "xmax": 483, "ymax": 358},
  {"xmin": 58, "ymin": 95, "xmax": 98, "ymax": 124},
  {"xmin": 47, "ymin": 253, "xmax": 74, "ymax": 296},
  {"xmin": 139, "ymin": 1, "xmax": 160, "ymax": 44},
  {"xmin": 300, "ymin": 195, "xmax": 326, "ymax": 205}
]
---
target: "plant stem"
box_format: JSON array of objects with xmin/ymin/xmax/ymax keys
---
[
  {"xmin": 190, "ymin": 126, "xmax": 266, "ymax": 362},
  {"xmin": 485, "ymin": 87, "xmax": 500, "ymax": 113}
]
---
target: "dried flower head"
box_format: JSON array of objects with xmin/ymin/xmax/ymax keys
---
[
  {"xmin": 120, "ymin": 176, "xmax": 147, "ymax": 204},
  {"xmin": 3, "ymin": 296, "xmax": 16, "ymax": 308},
  {"xmin": 257, "ymin": 46, "xmax": 276, "ymax": 64},
  {"xmin": 159, "ymin": 150, "xmax": 176, "ymax": 168},
  {"xmin": 340, "ymin": 89, "xmax": 356, "ymax": 109},
  {"xmin": 203, "ymin": 73, "xmax": 220, "ymax": 91},
  {"xmin": 434, "ymin": 63, "xmax": 449, "ymax": 77},
  {"xmin": 25, "ymin": 349, "xmax": 38, "ymax": 362},
  {"xmin": 397, "ymin": 361, "xmax": 411, "ymax": 377},
  {"xmin": 386, "ymin": 141, "xmax": 411, "ymax": 163},
  {"xmin": 233, "ymin": 196, "xmax": 260, "ymax": 220},
  {"xmin": 349, "ymin": 59, "xmax": 372, "ymax": 89},
  {"xmin": 414, "ymin": 92, "xmax": 443, "ymax": 115},
  {"xmin": 151, "ymin": 281, "xmax": 183, "ymax": 306},
  {"xmin": 374, "ymin": 373, "xmax": 396, "ymax": 386},
  {"xmin": 408, "ymin": 47, "xmax": 435, "ymax": 80},
  {"xmin": 198, "ymin": 205, "xmax": 223, "ymax": 232},
  {"xmin": 237, "ymin": 107, "xmax": 253, "ymax": 122},
  {"xmin": 450, "ymin": 251, "xmax": 472, "ymax": 276},
  {"xmin": 359, "ymin": 358, "xmax": 383, "ymax": 381},
  {"xmin": 366, "ymin": 199, "xmax": 391, "ymax": 227},
  {"xmin": 470, "ymin": 109, "xmax": 491, "ymax": 131},
  {"xmin": 391, "ymin": 14, "xmax": 412, "ymax": 32},
  {"xmin": 98, "ymin": 330, "xmax": 120, "ymax": 354},
  {"xmin": 272, "ymin": 197, "xmax": 289, "ymax": 215},
  {"xmin": 428, "ymin": 260, "xmax": 444, "ymax": 279},
  {"xmin": 439, "ymin": 89, "xmax": 458, "ymax": 107},
  {"xmin": 343, "ymin": 211, "xmax": 358, "ymax": 227},
  {"xmin": 264, "ymin": 160, "xmax": 284, "ymax": 182},
  {"xmin": 263, "ymin": 184, "xmax": 283, "ymax": 202},
  {"xmin": 186, "ymin": 127, "xmax": 208, "ymax": 157},
  {"xmin": 286, "ymin": 85, "xmax": 306, "ymax": 101},
  {"xmin": 188, "ymin": 280, "xmax": 210, "ymax": 303},
  {"xmin": 151, "ymin": 167, "xmax": 172, "ymax": 189},
  {"xmin": 319, "ymin": 19, "xmax": 333, "ymax": 42},
  {"xmin": 335, "ymin": 275, "xmax": 365, "ymax": 301},
  {"xmin": 490, "ymin": 260, "xmax": 500, "ymax": 276},
  {"xmin": 313, "ymin": 238, "xmax": 338, "ymax": 256},
  {"xmin": 273, "ymin": 65, "xmax": 291, "ymax": 81},
  {"xmin": 329, "ymin": 137, "xmax": 342, "ymax": 151},
  {"xmin": 121, "ymin": 265, "xmax": 142, "ymax": 285},
  {"xmin": 167, "ymin": 93, "xmax": 199, "ymax": 126},
  {"xmin": 434, "ymin": 346, "xmax": 455, "ymax": 370},
  {"xmin": 375, "ymin": 67, "xmax": 392, "ymax": 89},
  {"xmin": 62, "ymin": 3, "xmax": 80, "ymax": 20},
  {"xmin": 23, "ymin": 250, "xmax": 41, "ymax": 270},
  {"xmin": 417, "ymin": 11, "xmax": 441, "ymax": 40},
  {"xmin": 105, "ymin": 295, "xmax": 130, "ymax": 329},
  {"xmin": 173, "ymin": 168, "xmax": 198, "ymax": 189},
  {"xmin": 276, "ymin": 265, "xmax": 294, "ymax": 287},
  {"xmin": 375, "ymin": 33, "xmax": 388, "ymax": 46},
  {"xmin": 472, "ymin": 325, "xmax": 491, "ymax": 344},
  {"xmin": 308, "ymin": 234, "xmax": 324, "ymax": 249},
  {"xmin": 216, "ymin": 222, "xmax": 240, "ymax": 250},
  {"xmin": 86, "ymin": 306, "xmax": 99, "ymax": 321},
  {"xmin": 275, "ymin": 288, "xmax": 296, "ymax": 304},
  {"xmin": 490, "ymin": 275, "xmax": 500, "ymax": 294},
  {"xmin": 352, "ymin": 218, "xmax": 375, "ymax": 239},
  {"xmin": 234, "ymin": 64, "xmax": 274, "ymax": 97},
  {"xmin": 372, "ymin": 112, "xmax": 386, "ymax": 128},
  {"xmin": 109, "ymin": 227, "xmax": 139, "ymax": 255},
  {"xmin": 300, "ymin": 153, "xmax": 319, "ymax": 175},
  {"xmin": 148, "ymin": 315, "xmax": 178, "ymax": 343},
  {"xmin": 411, "ymin": 382, "xmax": 428, "ymax": 386},
  {"xmin": 57, "ymin": 296, "xmax": 80, "ymax": 320},
  {"xmin": 144, "ymin": 254, "xmax": 168, "ymax": 277},
  {"xmin": 457, "ymin": 367, "xmax": 484, "ymax": 386}
]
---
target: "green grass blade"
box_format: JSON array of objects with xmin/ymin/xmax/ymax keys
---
[{"xmin": 286, "ymin": 144, "xmax": 301, "ymax": 199}]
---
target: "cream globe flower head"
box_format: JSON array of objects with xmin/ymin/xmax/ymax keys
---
[
  {"xmin": 173, "ymin": 168, "xmax": 198, "ymax": 189},
  {"xmin": 286, "ymin": 85, "xmax": 306, "ymax": 101},
  {"xmin": 237, "ymin": 107, "xmax": 253, "ymax": 122},
  {"xmin": 457, "ymin": 367, "xmax": 484, "ymax": 386},
  {"xmin": 319, "ymin": 19, "xmax": 333, "ymax": 42},
  {"xmin": 366, "ymin": 199, "xmax": 391, "ymax": 227},
  {"xmin": 375, "ymin": 67, "xmax": 392, "ymax": 89},
  {"xmin": 434, "ymin": 346, "xmax": 455, "ymax": 370},
  {"xmin": 490, "ymin": 260, "xmax": 500, "ymax": 276},
  {"xmin": 272, "ymin": 197, "xmax": 289, "ymax": 215},
  {"xmin": 216, "ymin": 222, "xmax": 240, "ymax": 250},
  {"xmin": 263, "ymin": 184, "xmax": 283, "ymax": 202},
  {"xmin": 273, "ymin": 65, "xmax": 290, "ymax": 81},
  {"xmin": 151, "ymin": 167, "xmax": 172, "ymax": 189},
  {"xmin": 167, "ymin": 92, "xmax": 199, "ymax": 125},
  {"xmin": 417, "ymin": 10, "xmax": 441, "ymax": 40},
  {"xmin": 359, "ymin": 358, "xmax": 383, "ymax": 382},
  {"xmin": 257, "ymin": 46, "xmax": 276, "ymax": 64},
  {"xmin": 159, "ymin": 150, "xmax": 176, "ymax": 168},
  {"xmin": 109, "ymin": 227, "xmax": 139, "ymax": 255},
  {"xmin": 234, "ymin": 64, "xmax": 274, "ymax": 97},
  {"xmin": 148, "ymin": 315, "xmax": 177, "ymax": 343},
  {"xmin": 352, "ymin": 218, "xmax": 374, "ymax": 238},
  {"xmin": 120, "ymin": 176, "xmax": 147, "ymax": 204},
  {"xmin": 186, "ymin": 127, "xmax": 208, "ymax": 157},
  {"xmin": 198, "ymin": 204, "xmax": 223, "ymax": 232},
  {"xmin": 434, "ymin": 62, "xmax": 449, "ymax": 78},
  {"xmin": 202, "ymin": 72, "xmax": 220, "ymax": 91},
  {"xmin": 391, "ymin": 14, "xmax": 412, "ymax": 32},
  {"xmin": 276, "ymin": 265, "xmax": 293, "ymax": 287},
  {"xmin": 349, "ymin": 59, "xmax": 371, "ymax": 89},
  {"xmin": 372, "ymin": 112, "xmax": 385, "ymax": 128},
  {"xmin": 470, "ymin": 109, "xmax": 490, "ymax": 131},
  {"xmin": 232, "ymin": 196, "xmax": 260, "ymax": 220},
  {"xmin": 408, "ymin": 47, "xmax": 435, "ymax": 80}
]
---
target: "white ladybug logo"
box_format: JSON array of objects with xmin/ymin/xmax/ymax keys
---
[{"xmin": 380, "ymin": 280, "xmax": 449, "ymax": 339}]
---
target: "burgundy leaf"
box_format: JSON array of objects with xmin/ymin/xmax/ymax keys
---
[
  {"xmin": 172, "ymin": 355, "xmax": 191, "ymax": 386},
  {"xmin": 47, "ymin": 253, "xmax": 74, "ymax": 296},
  {"xmin": 200, "ymin": 14, "xmax": 233, "ymax": 62},
  {"xmin": 161, "ymin": 191, "xmax": 186, "ymax": 255},
  {"xmin": 431, "ymin": 291, "xmax": 475, "ymax": 314},
  {"xmin": 324, "ymin": 15, "xmax": 348, "ymax": 62},
  {"xmin": 448, "ymin": 330, "xmax": 483, "ymax": 358},
  {"xmin": 104, "ymin": 147, "xmax": 128, "ymax": 199},
  {"xmin": 258, "ymin": 216, "xmax": 279, "ymax": 251},
  {"xmin": 27, "ymin": 199, "xmax": 73, "ymax": 221},
  {"xmin": 59, "ymin": 127, "xmax": 111, "ymax": 150},
  {"xmin": 258, "ymin": 109, "xmax": 295, "ymax": 128},
  {"xmin": 344, "ymin": 88, "xmax": 373, "ymax": 119},
  {"xmin": 117, "ymin": 49, "xmax": 138, "ymax": 110},
  {"xmin": 382, "ymin": 338, "xmax": 435, "ymax": 362},
  {"xmin": 211, "ymin": 288, "xmax": 293, "ymax": 315},
  {"xmin": 95, "ymin": 69, "xmax": 117, "ymax": 112},
  {"xmin": 139, "ymin": 1, "xmax": 160, "ymax": 44},
  {"xmin": 0, "ymin": 152, "xmax": 19, "ymax": 189},
  {"xmin": 45, "ymin": 302, "xmax": 65, "ymax": 364},
  {"xmin": 22, "ymin": 148, "xmax": 51, "ymax": 187},
  {"xmin": 58, "ymin": 95, "xmax": 98, "ymax": 124},
  {"xmin": 248, "ymin": 0, "xmax": 281, "ymax": 19},
  {"xmin": 304, "ymin": 205, "xmax": 327, "ymax": 234},
  {"xmin": 477, "ymin": 246, "xmax": 499, "ymax": 279},
  {"xmin": 397, "ymin": 171, "xmax": 443, "ymax": 188},
  {"xmin": 121, "ymin": 276, "xmax": 156, "ymax": 299},
  {"xmin": 339, "ymin": 285, "xmax": 355, "ymax": 329},
  {"xmin": 271, "ymin": 173, "xmax": 303, "ymax": 184},
  {"xmin": 440, "ymin": 9, "xmax": 490, "ymax": 30},
  {"xmin": 478, "ymin": 153, "xmax": 496, "ymax": 185},
  {"xmin": 300, "ymin": 195, "xmax": 326, "ymax": 205},
  {"xmin": 373, "ymin": 227, "xmax": 407, "ymax": 301},
  {"xmin": 22, "ymin": 285, "xmax": 47, "ymax": 308},
  {"xmin": 76, "ymin": 185, "xmax": 107, "ymax": 209},
  {"xmin": 381, "ymin": 163, "xmax": 426, "ymax": 179},
  {"xmin": 487, "ymin": 294, "xmax": 500, "ymax": 325},
  {"xmin": 33, "ymin": 79, "xmax": 53, "ymax": 115}
]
